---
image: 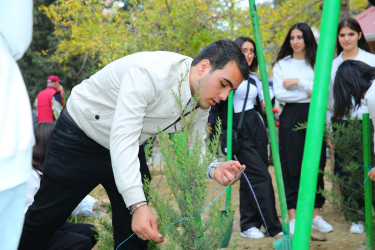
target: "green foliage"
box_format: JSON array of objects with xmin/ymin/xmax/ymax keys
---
[
  {"xmin": 144, "ymin": 78, "xmax": 233, "ymax": 249},
  {"xmin": 93, "ymin": 203, "xmax": 115, "ymax": 250},
  {"xmin": 38, "ymin": 0, "xmax": 330, "ymax": 79},
  {"xmin": 66, "ymin": 202, "xmax": 114, "ymax": 249},
  {"xmin": 234, "ymin": 0, "xmax": 323, "ymax": 72},
  {"xmin": 326, "ymin": 118, "xmax": 375, "ymax": 222},
  {"xmin": 18, "ymin": 0, "xmax": 98, "ymax": 105}
]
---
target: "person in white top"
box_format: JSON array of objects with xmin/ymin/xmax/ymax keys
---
[
  {"xmin": 225, "ymin": 36, "xmax": 281, "ymax": 239},
  {"xmin": 273, "ymin": 22, "xmax": 333, "ymax": 235},
  {"xmin": 0, "ymin": 1, "xmax": 34, "ymax": 249},
  {"xmin": 20, "ymin": 40, "xmax": 249, "ymax": 249},
  {"xmin": 329, "ymin": 17, "xmax": 375, "ymax": 234}
]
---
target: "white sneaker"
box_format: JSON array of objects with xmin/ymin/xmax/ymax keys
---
[
  {"xmin": 312, "ymin": 216, "xmax": 333, "ymax": 233},
  {"xmin": 289, "ymin": 219, "xmax": 295, "ymax": 235},
  {"xmin": 240, "ymin": 227, "xmax": 265, "ymax": 239},
  {"xmin": 275, "ymin": 232, "xmax": 283, "ymax": 237},
  {"xmin": 349, "ymin": 222, "xmax": 364, "ymax": 234}
]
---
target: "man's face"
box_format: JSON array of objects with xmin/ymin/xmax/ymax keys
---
[{"xmin": 194, "ymin": 60, "xmax": 243, "ymax": 109}]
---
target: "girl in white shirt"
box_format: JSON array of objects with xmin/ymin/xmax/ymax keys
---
[
  {"xmin": 330, "ymin": 17, "xmax": 375, "ymax": 234},
  {"xmin": 231, "ymin": 37, "xmax": 281, "ymax": 239},
  {"xmin": 273, "ymin": 22, "xmax": 333, "ymax": 235}
]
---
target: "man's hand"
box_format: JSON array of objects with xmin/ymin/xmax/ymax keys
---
[
  {"xmin": 131, "ymin": 203, "xmax": 164, "ymax": 243},
  {"xmin": 213, "ymin": 161, "xmax": 244, "ymax": 186},
  {"xmin": 368, "ymin": 168, "xmax": 375, "ymax": 181}
]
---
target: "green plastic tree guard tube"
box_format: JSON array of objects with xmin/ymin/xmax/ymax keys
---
[
  {"xmin": 226, "ymin": 91, "xmax": 234, "ymax": 207},
  {"xmin": 292, "ymin": 1, "xmax": 341, "ymax": 249},
  {"xmin": 247, "ymin": 0, "xmax": 290, "ymax": 237},
  {"xmin": 362, "ymin": 113, "xmax": 373, "ymax": 250},
  {"xmin": 220, "ymin": 91, "xmax": 234, "ymax": 248}
]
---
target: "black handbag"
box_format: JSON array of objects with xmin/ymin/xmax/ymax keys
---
[{"xmin": 220, "ymin": 77, "xmax": 252, "ymax": 155}]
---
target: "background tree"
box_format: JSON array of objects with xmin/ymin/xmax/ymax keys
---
[
  {"xmin": 18, "ymin": 0, "xmax": 99, "ymax": 105},
  {"xmin": 24, "ymin": 0, "xmax": 371, "ymax": 96}
]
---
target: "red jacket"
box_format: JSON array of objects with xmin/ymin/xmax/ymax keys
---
[{"xmin": 36, "ymin": 87, "xmax": 65, "ymax": 122}]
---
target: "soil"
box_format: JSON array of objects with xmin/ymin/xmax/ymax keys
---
[{"xmin": 90, "ymin": 156, "xmax": 370, "ymax": 249}]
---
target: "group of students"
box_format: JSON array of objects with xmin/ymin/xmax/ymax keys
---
[
  {"xmin": 8, "ymin": 14, "xmax": 375, "ymax": 250},
  {"xmin": 220, "ymin": 16, "xmax": 375, "ymax": 241},
  {"xmin": 20, "ymin": 40, "xmax": 248, "ymax": 249}
]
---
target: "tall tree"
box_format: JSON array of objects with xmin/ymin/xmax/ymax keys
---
[{"xmin": 18, "ymin": 0, "xmax": 98, "ymax": 104}]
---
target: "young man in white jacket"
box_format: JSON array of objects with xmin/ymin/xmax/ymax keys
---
[{"xmin": 20, "ymin": 39, "xmax": 249, "ymax": 249}]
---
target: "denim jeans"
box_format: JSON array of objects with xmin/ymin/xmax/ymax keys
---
[{"xmin": 19, "ymin": 109, "xmax": 151, "ymax": 249}]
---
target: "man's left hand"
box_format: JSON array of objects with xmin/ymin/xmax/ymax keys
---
[{"xmin": 214, "ymin": 161, "xmax": 244, "ymax": 186}]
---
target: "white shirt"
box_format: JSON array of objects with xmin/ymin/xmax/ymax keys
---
[
  {"xmin": 25, "ymin": 168, "xmax": 97, "ymax": 216},
  {"xmin": 233, "ymin": 74, "xmax": 274, "ymax": 113},
  {"xmin": 273, "ymin": 56, "xmax": 313, "ymax": 104},
  {"xmin": 329, "ymin": 49, "xmax": 375, "ymax": 120}
]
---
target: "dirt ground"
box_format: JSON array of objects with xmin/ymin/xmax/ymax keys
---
[{"xmin": 91, "ymin": 156, "xmax": 370, "ymax": 249}]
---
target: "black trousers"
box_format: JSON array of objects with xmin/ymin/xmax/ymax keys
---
[
  {"xmin": 235, "ymin": 109, "xmax": 282, "ymax": 236},
  {"xmin": 47, "ymin": 222, "xmax": 97, "ymax": 250},
  {"xmin": 279, "ymin": 103, "xmax": 326, "ymax": 210},
  {"xmin": 19, "ymin": 110, "xmax": 151, "ymax": 250}
]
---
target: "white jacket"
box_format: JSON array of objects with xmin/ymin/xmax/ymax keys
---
[
  {"xmin": 0, "ymin": 0, "xmax": 34, "ymax": 191},
  {"xmin": 67, "ymin": 51, "xmax": 209, "ymax": 207}
]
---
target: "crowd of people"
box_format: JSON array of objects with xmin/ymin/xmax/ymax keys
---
[{"xmin": 2, "ymin": 1, "xmax": 375, "ymax": 249}]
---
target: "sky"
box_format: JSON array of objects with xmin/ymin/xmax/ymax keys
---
[{"xmin": 240, "ymin": 0, "xmax": 272, "ymax": 8}]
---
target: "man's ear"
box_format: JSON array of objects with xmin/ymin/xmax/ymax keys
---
[{"xmin": 197, "ymin": 59, "xmax": 211, "ymax": 76}]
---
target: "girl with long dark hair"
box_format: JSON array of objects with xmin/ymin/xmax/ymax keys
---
[
  {"xmin": 330, "ymin": 17, "xmax": 375, "ymax": 121},
  {"xmin": 273, "ymin": 22, "xmax": 333, "ymax": 235},
  {"xmin": 329, "ymin": 17, "xmax": 375, "ymax": 234},
  {"xmin": 231, "ymin": 36, "xmax": 282, "ymax": 239}
]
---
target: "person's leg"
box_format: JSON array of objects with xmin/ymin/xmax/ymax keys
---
[
  {"xmin": 101, "ymin": 145, "xmax": 151, "ymax": 250},
  {"xmin": 47, "ymin": 222, "xmax": 97, "ymax": 250},
  {"xmin": 315, "ymin": 140, "xmax": 327, "ymax": 208},
  {"xmin": 236, "ymin": 110, "xmax": 282, "ymax": 237},
  {"xmin": 19, "ymin": 111, "xmax": 105, "ymax": 249},
  {"xmin": 279, "ymin": 104, "xmax": 307, "ymax": 211}
]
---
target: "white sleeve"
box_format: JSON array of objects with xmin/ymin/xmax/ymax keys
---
[
  {"xmin": 110, "ymin": 66, "xmax": 157, "ymax": 208},
  {"xmin": 71, "ymin": 195, "xmax": 97, "ymax": 217},
  {"xmin": 297, "ymin": 79, "xmax": 313, "ymax": 94},
  {"xmin": 25, "ymin": 171, "xmax": 40, "ymax": 213},
  {"xmin": 367, "ymin": 92, "xmax": 375, "ymax": 155},
  {"xmin": 273, "ymin": 62, "xmax": 308, "ymax": 103}
]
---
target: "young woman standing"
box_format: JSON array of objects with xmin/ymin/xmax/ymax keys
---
[
  {"xmin": 231, "ymin": 36, "xmax": 282, "ymax": 239},
  {"xmin": 330, "ymin": 17, "xmax": 375, "ymax": 234},
  {"xmin": 273, "ymin": 22, "xmax": 333, "ymax": 235}
]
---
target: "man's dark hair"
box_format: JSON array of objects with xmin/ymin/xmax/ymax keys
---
[
  {"xmin": 192, "ymin": 39, "xmax": 249, "ymax": 80},
  {"xmin": 333, "ymin": 60, "xmax": 375, "ymax": 121},
  {"xmin": 273, "ymin": 22, "xmax": 317, "ymax": 69}
]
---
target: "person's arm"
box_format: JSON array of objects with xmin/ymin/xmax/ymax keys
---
[
  {"xmin": 25, "ymin": 170, "xmax": 40, "ymax": 213},
  {"xmin": 109, "ymin": 66, "xmax": 163, "ymax": 243},
  {"xmin": 273, "ymin": 62, "xmax": 309, "ymax": 103}
]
